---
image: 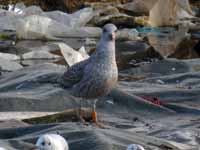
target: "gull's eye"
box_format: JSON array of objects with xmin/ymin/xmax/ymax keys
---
[
  {"xmin": 41, "ymin": 142, "xmax": 45, "ymax": 146},
  {"xmin": 48, "ymin": 142, "xmax": 51, "ymax": 146},
  {"xmin": 103, "ymin": 28, "xmax": 107, "ymax": 33}
]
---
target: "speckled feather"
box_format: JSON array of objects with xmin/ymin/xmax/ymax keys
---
[{"xmin": 60, "ymin": 24, "xmax": 118, "ymax": 99}]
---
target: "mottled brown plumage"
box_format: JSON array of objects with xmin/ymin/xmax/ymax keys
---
[
  {"xmin": 60, "ymin": 24, "xmax": 118, "ymax": 99},
  {"xmin": 60, "ymin": 24, "xmax": 118, "ymax": 123}
]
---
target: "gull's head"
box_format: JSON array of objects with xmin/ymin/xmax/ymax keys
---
[
  {"xmin": 102, "ymin": 23, "xmax": 117, "ymax": 41},
  {"xmin": 127, "ymin": 144, "xmax": 145, "ymax": 150},
  {"xmin": 31, "ymin": 134, "xmax": 68, "ymax": 150},
  {"xmin": 34, "ymin": 134, "xmax": 53, "ymax": 150}
]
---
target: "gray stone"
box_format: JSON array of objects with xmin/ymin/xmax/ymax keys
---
[
  {"xmin": 16, "ymin": 15, "xmax": 102, "ymax": 40},
  {"xmin": 22, "ymin": 50, "xmax": 60, "ymax": 60},
  {"xmin": 0, "ymin": 58, "xmax": 23, "ymax": 71},
  {"xmin": 94, "ymin": 13, "xmax": 135, "ymax": 27},
  {"xmin": 0, "ymin": 52, "xmax": 20, "ymax": 61},
  {"xmin": 23, "ymin": 5, "xmax": 43, "ymax": 16},
  {"xmin": 117, "ymin": 28, "xmax": 140, "ymax": 41},
  {"xmin": 54, "ymin": 42, "xmax": 86, "ymax": 66},
  {"xmin": 44, "ymin": 8, "xmax": 93, "ymax": 28}
]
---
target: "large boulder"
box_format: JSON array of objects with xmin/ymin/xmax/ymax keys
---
[
  {"xmin": 149, "ymin": 0, "xmax": 194, "ymax": 26},
  {"xmin": 64, "ymin": 0, "xmax": 130, "ymax": 12},
  {"xmin": 169, "ymin": 38, "xmax": 199, "ymax": 59},
  {"xmin": 22, "ymin": 50, "xmax": 60, "ymax": 60},
  {"xmin": 93, "ymin": 13, "xmax": 136, "ymax": 27},
  {"xmin": 147, "ymin": 26, "xmax": 191, "ymax": 58},
  {"xmin": 0, "ymin": 10, "xmax": 20, "ymax": 30},
  {"xmin": 0, "ymin": 0, "xmax": 130, "ymax": 12},
  {"xmin": 16, "ymin": 15, "xmax": 102, "ymax": 40},
  {"xmin": 54, "ymin": 42, "xmax": 87, "ymax": 67},
  {"xmin": 120, "ymin": 0, "xmax": 158, "ymax": 14},
  {"xmin": 43, "ymin": 8, "xmax": 94, "ymax": 28},
  {"xmin": 116, "ymin": 40, "xmax": 162, "ymax": 69}
]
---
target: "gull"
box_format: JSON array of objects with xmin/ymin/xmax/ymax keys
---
[
  {"xmin": 31, "ymin": 134, "xmax": 69, "ymax": 150},
  {"xmin": 60, "ymin": 23, "xmax": 118, "ymax": 123}
]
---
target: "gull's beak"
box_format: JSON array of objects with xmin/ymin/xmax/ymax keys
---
[
  {"xmin": 30, "ymin": 146, "xmax": 38, "ymax": 150},
  {"xmin": 111, "ymin": 32, "xmax": 116, "ymax": 40}
]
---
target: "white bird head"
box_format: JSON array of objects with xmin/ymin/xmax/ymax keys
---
[
  {"xmin": 31, "ymin": 134, "xmax": 69, "ymax": 150},
  {"xmin": 102, "ymin": 24, "xmax": 117, "ymax": 41},
  {"xmin": 127, "ymin": 144, "xmax": 145, "ymax": 150}
]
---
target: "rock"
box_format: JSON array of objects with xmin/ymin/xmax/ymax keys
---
[
  {"xmin": 147, "ymin": 25, "xmax": 191, "ymax": 58},
  {"xmin": 64, "ymin": 0, "xmax": 130, "ymax": 13},
  {"xmin": 0, "ymin": 58, "xmax": 23, "ymax": 71},
  {"xmin": 23, "ymin": 5, "xmax": 43, "ymax": 16},
  {"xmin": 0, "ymin": 15, "xmax": 19, "ymax": 31},
  {"xmin": 14, "ymin": 2, "xmax": 26, "ymax": 10},
  {"xmin": 0, "ymin": 0, "xmax": 130, "ymax": 12},
  {"xmin": 78, "ymin": 46, "xmax": 90, "ymax": 59},
  {"xmin": 149, "ymin": 0, "xmax": 194, "ymax": 26},
  {"xmin": 156, "ymin": 79, "xmax": 165, "ymax": 85},
  {"xmin": 120, "ymin": 0, "xmax": 158, "ymax": 14},
  {"xmin": 116, "ymin": 28, "xmax": 139, "ymax": 41},
  {"xmin": 0, "ymin": 0, "xmax": 68, "ymax": 12},
  {"xmin": 0, "ymin": 17, "xmax": 15, "ymax": 31},
  {"xmin": 116, "ymin": 40, "xmax": 161, "ymax": 69},
  {"xmin": 0, "ymin": 52, "xmax": 20, "ymax": 61},
  {"xmin": 94, "ymin": 5, "xmax": 119, "ymax": 15},
  {"xmin": 16, "ymin": 15, "xmax": 63, "ymax": 40},
  {"xmin": 54, "ymin": 42, "xmax": 85, "ymax": 66},
  {"xmin": 70, "ymin": 26, "xmax": 102, "ymax": 38},
  {"xmin": 169, "ymin": 38, "xmax": 199, "ymax": 59},
  {"xmin": 15, "ymin": 40, "xmax": 48, "ymax": 54},
  {"xmin": 22, "ymin": 50, "xmax": 60, "ymax": 60},
  {"xmin": 94, "ymin": 13, "xmax": 135, "ymax": 27},
  {"xmin": 0, "ymin": 63, "xmax": 69, "ymax": 111},
  {"xmin": 17, "ymin": 43, "xmax": 60, "ymax": 55},
  {"xmin": 190, "ymin": 0, "xmax": 200, "ymax": 17},
  {"xmin": 8, "ymin": 2, "xmax": 25, "ymax": 15},
  {"xmin": 0, "ymin": 31, "xmax": 17, "ymax": 54},
  {"xmin": 194, "ymin": 40, "xmax": 200, "ymax": 55},
  {"xmin": 134, "ymin": 16, "xmax": 149, "ymax": 26},
  {"xmin": 27, "ymin": 44, "xmax": 60, "ymax": 53},
  {"xmin": 44, "ymin": 8, "xmax": 94, "ymax": 28},
  {"xmin": 16, "ymin": 15, "xmax": 102, "ymax": 40}
]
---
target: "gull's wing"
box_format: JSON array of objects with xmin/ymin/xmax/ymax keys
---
[{"xmin": 60, "ymin": 59, "xmax": 89, "ymax": 88}]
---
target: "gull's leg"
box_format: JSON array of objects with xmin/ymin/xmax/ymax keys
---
[
  {"xmin": 92, "ymin": 99, "xmax": 98, "ymax": 123},
  {"xmin": 78, "ymin": 98, "xmax": 85, "ymax": 123},
  {"xmin": 91, "ymin": 99, "xmax": 108, "ymax": 129}
]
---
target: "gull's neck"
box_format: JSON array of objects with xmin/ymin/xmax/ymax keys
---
[{"xmin": 94, "ymin": 37, "xmax": 116, "ymax": 62}]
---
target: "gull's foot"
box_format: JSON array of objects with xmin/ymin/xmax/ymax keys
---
[
  {"xmin": 91, "ymin": 111, "xmax": 109, "ymax": 129},
  {"xmin": 76, "ymin": 109, "xmax": 88, "ymax": 125}
]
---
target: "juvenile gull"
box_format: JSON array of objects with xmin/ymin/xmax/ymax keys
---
[
  {"xmin": 60, "ymin": 23, "xmax": 118, "ymax": 123},
  {"xmin": 32, "ymin": 134, "xmax": 69, "ymax": 150}
]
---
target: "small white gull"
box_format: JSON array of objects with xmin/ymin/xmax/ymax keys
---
[{"xmin": 32, "ymin": 134, "xmax": 69, "ymax": 150}]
